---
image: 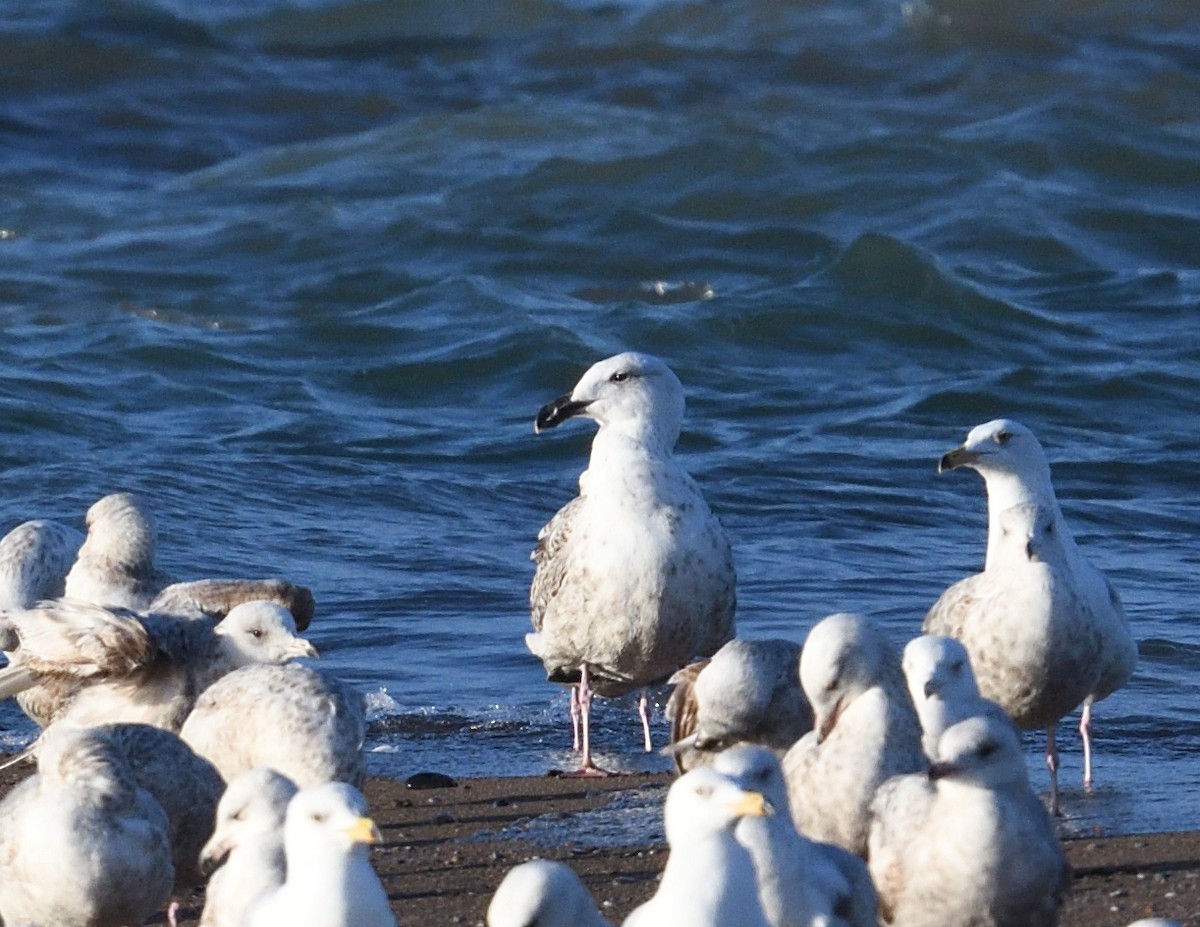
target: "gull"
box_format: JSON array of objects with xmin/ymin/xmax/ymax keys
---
[
  {"xmin": 181, "ymin": 662, "xmax": 366, "ymax": 788},
  {"xmin": 925, "ymin": 418, "xmax": 1135, "ymax": 808},
  {"xmin": 666, "ymin": 638, "xmax": 810, "ymax": 773},
  {"xmin": 902, "ymin": 634, "xmax": 1014, "ymax": 761},
  {"xmin": 199, "ymin": 768, "xmax": 299, "ymax": 927},
  {"xmin": 0, "ymin": 723, "xmax": 174, "ymax": 927},
  {"xmin": 0, "ymin": 598, "xmax": 317, "ymax": 731},
  {"xmin": 782, "ymin": 613, "xmax": 925, "ymax": 857},
  {"xmin": 623, "ymin": 766, "xmax": 771, "ymax": 927},
  {"xmin": 242, "ymin": 781, "xmax": 396, "ymax": 927},
  {"xmin": 529, "ymin": 352, "xmax": 736, "ymax": 775},
  {"xmin": 0, "ymin": 518, "xmax": 83, "ymax": 609},
  {"xmin": 867, "ymin": 714, "xmax": 1070, "ymax": 927},
  {"xmin": 715, "ymin": 745, "xmax": 877, "ymax": 927},
  {"xmin": 487, "ymin": 859, "xmax": 612, "ymax": 927}
]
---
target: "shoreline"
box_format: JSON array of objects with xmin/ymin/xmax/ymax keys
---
[{"xmin": 1, "ymin": 763, "xmax": 1196, "ymax": 926}]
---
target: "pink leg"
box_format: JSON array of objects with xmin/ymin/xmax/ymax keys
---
[
  {"xmin": 569, "ymin": 685, "xmax": 582, "ymax": 752},
  {"xmin": 1045, "ymin": 725, "xmax": 1061, "ymax": 816},
  {"xmin": 1080, "ymin": 698, "xmax": 1094, "ymax": 789},
  {"xmin": 638, "ymin": 689, "xmax": 652, "ymax": 753},
  {"xmin": 167, "ymin": 899, "xmax": 180, "ymax": 927},
  {"xmin": 564, "ymin": 666, "xmax": 613, "ymax": 777}
]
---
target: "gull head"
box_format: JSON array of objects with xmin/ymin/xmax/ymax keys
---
[
  {"xmin": 938, "ymin": 419, "xmax": 1052, "ymax": 485},
  {"xmin": 903, "ymin": 635, "xmax": 979, "ymax": 705},
  {"xmin": 928, "ymin": 715, "xmax": 1027, "ymax": 789},
  {"xmin": 664, "ymin": 766, "xmax": 772, "ymax": 847},
  {"xmin": 486, "ymin": 859, "xmax": 608, "ymax": 927},
  {"xmin": 800, "ymin": 613, "xmax": 890, "ymax": 743},
  {"xmin": 712, "ymin": 745, "xmax": 792, "ymax": 820},
  {"xmin": 534, "ymin": 352, "xmax": 685, "ymax": 450},
  {"xmin": 80, "ymin": 492, "xmax": 157, "ymax": 569},
  {"xmin": 216, "ymin": 600, "xmax": 319, "ymax": 665},
  {"xmin": 200, "ymin": 767, "xmax": 298, "ymax": 876},
  {"xmin": 283, "ymin": 782, "xmax": 381, "ymax": 862}
]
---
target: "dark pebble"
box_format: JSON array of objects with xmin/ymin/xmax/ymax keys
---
[{"xmin": 405, "ymin": 771, "xmax": 459, "ymax": 790}]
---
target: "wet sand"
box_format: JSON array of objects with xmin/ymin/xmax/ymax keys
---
[{"xmin": 2, "ymin": 763, "xmax": 1196, "ymax": 925}]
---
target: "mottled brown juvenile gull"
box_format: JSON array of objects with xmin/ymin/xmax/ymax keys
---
[
  {"xmin": 715, "ymin": 745, "xmax": 877, "ymax": 927},
  {"xmin": 925, "ymin": 418, "xmax": 1133, "ymax": 808},
  {"xmin": 902, "ymin": 634, "xmax": 1014, "ymax": 761},
  {"xmin": 623, "ymin": 766, "xmax": 771, "ymax": 927},
  {"xmin": 0, "ymin": 518, "xmax": 83, "ymax": 609},
  {"xmin": 0, "ymin": 598, "xmax": 317, "ymax": 730},
  {"xmin": 242, "ymin": 781, "xmax": 396, "ymax": 927},
  {"xmin": 867, "ymin": 714, "xmax": 1070, "ymax": 927},
  {"xmin": 0, "ymin": 723, "xmax": 174, "ymax": 927},
  {"xmin": 181, "ymin": 661, "xmax": 366, "ymax": 788},
  {"xmin": 666, "ymin": 638, "xmax": 811, "ymax": 773},
  {"xmin": 487, "ymin": 859, "xmax": 612, "ymax": 927},
  {"xmin": 782, "ymin": 613, "xmax": 925, "ymax": 857},
  {"xmin": 199, "ymin": 768, "xmax": 299, "ymax": 927},
  {"xmin": 151, "ymin": 577, "xmax": 316, "ymax": 630},
  {"xmin": 529, "ymin": 351, "xmax": 736, "ymax": 775}
]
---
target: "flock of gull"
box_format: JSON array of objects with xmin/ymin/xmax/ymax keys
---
[{"xmin": 0, "ymin": 349, "xmax": 1167, "ymax": 927}]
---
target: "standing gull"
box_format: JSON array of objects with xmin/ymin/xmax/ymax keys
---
[
  {"xmin": 867, "ymin": 714, "xmax": 1070, "ymax": 927},
  {"xmin": 925, "ymin": 418, "xmax": 1134, "ymax": 807},
  {"xmin": 487, "ymin": 859, "xmax": 611, "ymax": 927},
  {"xmin": 666, "ymin": 638, "xmax": 810, "ymax": 773},
  {"xmin": 529, "ymin": 352, "xmax": 736, "ymax": 775},
  {"xmin": 902, "ymin": 634, "xmax": 1013, "ymax": 762},
  {"xmin": 622, "ymin": 766, "xmax": 771, "ymax": 927},
  {"xmin": 199, "ymin": 768, "xmax": 299, "ymax": 927},
  {"xmin": 181, "ymin": 661, "xmax": 366, "ymax": 788},
  {"xmin": 0, "ymin": 723, "xmax": 174, "ymax": 927},
  {"xmin": 242, "ymin": 781, "xmax": 396, "ymax": 927},
  {"xmin": 782, "ymin": 613, "xmax": 925, "ymax": 857}
]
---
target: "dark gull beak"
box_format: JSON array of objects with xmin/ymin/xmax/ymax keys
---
[
  {"xmin": 938, "ymin": 445, "xmax": 980, "ymax": 473},
  {"xmin": 535, "ymin": 394, "xmax": 593, "ymax": 433},
  {"xmin": 928, "ymin": 761, "xmax": 958, "ymax": 781}
]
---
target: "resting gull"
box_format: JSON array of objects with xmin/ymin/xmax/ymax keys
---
[
  {"xmin": 0, "ymin": 598, "xmax": 317, "ymax": 730},
  {"xmin": 867, "ymin": 714, "xmax": 1070, "ymax": 927},
  {"xmin": 0, "ymin": 518, "xmax": 83, "ymax": 609},
  {"xmin": 666, "ymin": 637, "xmax": 810, "ymax": 773},
  {"xmin": 242, "ymin": 781, "xmax": 396, "ymax": 927},
  {"xmin": 529, "ymin": 351, "xmax": 736, "ymax": 774},
  {"xmin": 925, "ymin": 418, "xmax": 1134, "ymax": 808},
  {"xmin": 623, "ymin": 766, "xmax": 771, "ymax": 927},
  {"xmin": 902, "ymin": 634, "xmax": 1014, "ymax": 762},
  {"xmin": 181, "ymin": 661, "xmax": 366, "ymax": 788},
  {"xmin": 715, "ymin": 745, "xmax": 877, "ymax": 927},
  {"xmin": 487, "ymin": 859, "xmax": 612, "ymax": 927},
  {"xmin": 782, "ymin": 613, "xmax": 924, "ymax": 857},
  {"xmin": 0, "ymin": 723, "xmax": 174, "ymax": 927},
  {"xmin": 199, "ymin": 768, "xmax": 299, "ymax": 927},
  {"xmin": 64, "ymin": 491, "xmax": 162, "ymax": 609}
]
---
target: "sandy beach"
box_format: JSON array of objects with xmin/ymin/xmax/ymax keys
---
[{"xmin": 2, "ymin": 759, "xmax": 1190, "ymax": 927}]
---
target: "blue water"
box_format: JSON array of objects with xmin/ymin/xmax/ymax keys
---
[{"xmin": 1, "ymin": 0, "xmax": 1198, "ymax": 838}]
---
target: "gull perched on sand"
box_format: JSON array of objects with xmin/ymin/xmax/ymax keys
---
[
  {"xmin": 715, "ymin": 746, "xmax": 877, "ymax": 927},
  {"xmin": 529, "ymin": 352, "xmax": 736, "ymax": 774},
  {"xmin": 867, "ymin": 714, "xmax": 1070, "ymax": 927},
  {"xmin": 0, "ymin": 598, "xmax": 317, "ymax": 730},
  {"xmin": 623, "ymin": 766, "xmax": 771, "ymax": 927},
  {"xmin": 242, "ymin": 781, "xmax": 396, "ymax": 927},
  {"xmin": 782, "ymin": 613, "xmax": 925, "ymax": 857},
  {"xmin": 0, "ymin": 518, "xmax": 83, "ymax": 609},
  {"xmin": 666, "ymin": 638, "xmax": 810, "ymax": 773},
  {"xmin": 487, "ymin": 859, "xmax": 612, "ymax": 927},
  {"xmin": 903, "ymin": 634, "xmax": 1014, "ymax": 761},
  {"xmin": 0, "ymin": 724, "xmax": 174, "ymax": 927},
  {"xmin": 181, "ymin": 662, "xmax": 366, "ymax": 788},
  {"xmin": 199, "ymin": 768, "xmax": 299, "ymax": 927},
  {"xmin": 925, "ymin": 418, "xmax": 1135, "ymax": 808}
]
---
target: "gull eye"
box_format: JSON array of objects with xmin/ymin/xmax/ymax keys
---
[
  {"xmin": 995, "ymin": 431, "xmax": 1012, "ymax": 446},
  {"xmin": 311, "ymin": 811, "xmax": 328, "ymax": 823},
  {"xmin": 610, "ymin": 371, "xmax": 631, "ymax": 383},
  {"xmin": 249, "ymin": 628, "xmax": 265, "ymax": 639},
  {"xmin": 978, "ymin": 741, "xmax": 998, "ymax": 759},
  {"xmin": 694, "ymin": 784, "xmax": 713, "ymax": 799}
]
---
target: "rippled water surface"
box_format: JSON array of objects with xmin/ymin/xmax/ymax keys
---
[{"xmin": 1, "ymin": 0, "xmax": 1198, "ymax": 837}]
